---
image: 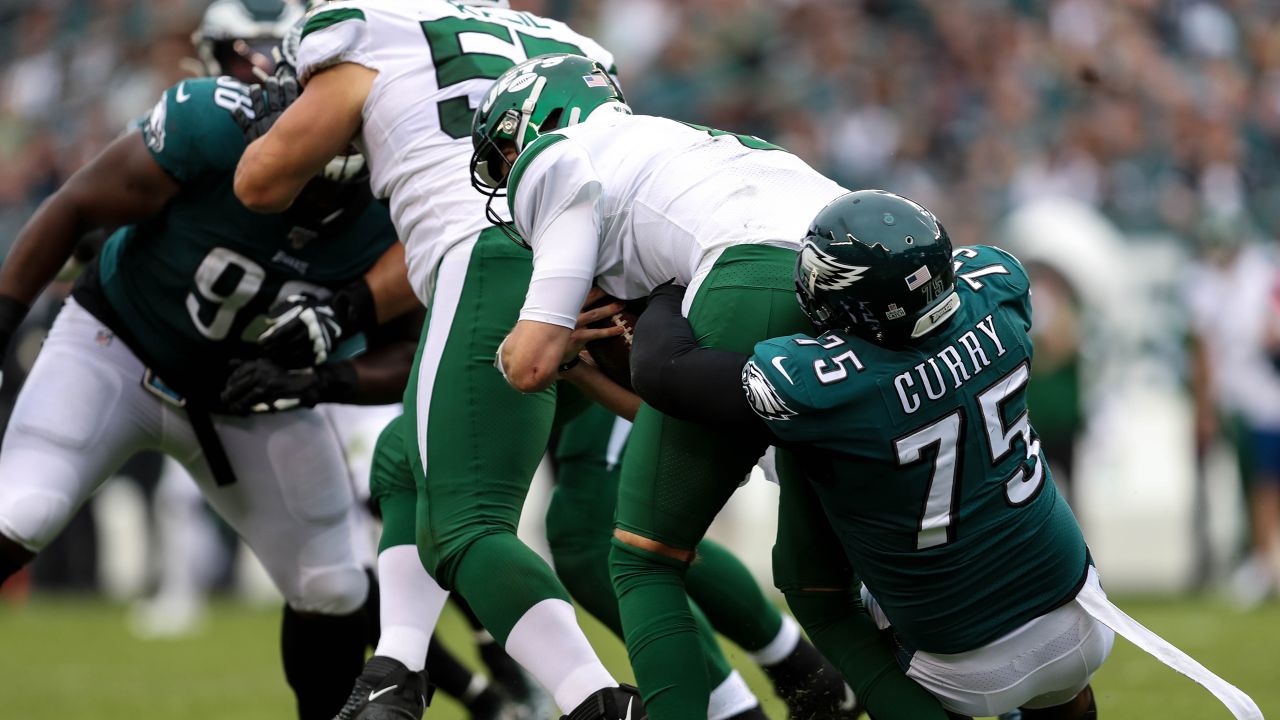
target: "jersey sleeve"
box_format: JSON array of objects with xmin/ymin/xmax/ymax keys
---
[
  {"xmin": 297, "ymin": 1, "xmax": 377, "ymax": 84},
  {"xmin": 742, "ymin": 336, "xmax": 823, "ymax": 441},
  {"xmin": 954, "ymin": 244, "xmax": 1032, "ymax": 331},
  {"xmin": 140, "ymin": 77, "xmax": 248, "ymax": 185},
  {"xmin": 509, "ymin": 134, "xmax": 603, "ymax": 328}
]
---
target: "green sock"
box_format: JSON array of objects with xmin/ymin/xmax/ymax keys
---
[
  {"xmin": 549, "ymin": 543, "xmax": 734, "ymax": 688},
  {"xmin": 610, "ymin": 538, "xmax": 709, "ymax": 720},
  {"xmin": 783, "ymin": 589, "xmax": 950, "ymax": 720},
  {"xmin": 452, "ymin": 533, "xmax": 572, "ymax": 645},
  {"xmin": 686, "ymin": 539, "xmax": 784, "ymax": 652}
]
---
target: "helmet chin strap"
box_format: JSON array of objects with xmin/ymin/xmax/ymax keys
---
[{"xmin": 515, "ymin": 76, "xmax": 548, "ymax": 151}]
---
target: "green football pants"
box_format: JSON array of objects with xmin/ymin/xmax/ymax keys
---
[
  {"xmin": 609, "ymin": 245, "xmax": 811, "ymax": 719},
  {"xmin": 398, "ymin": 227, "xmax": 571, "ymax": 644}
]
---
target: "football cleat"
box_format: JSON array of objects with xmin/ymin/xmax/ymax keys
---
[
  {"xmin": 762, "ymin": 638, "xmax": 864, "ymax": 719},
  {"xmin": 560, "ymin": 684, "xmax": 646, "ymax": 720},
  {"xmin": 333, "ymin": 655, "xmax": 431, "ymax": 720}
]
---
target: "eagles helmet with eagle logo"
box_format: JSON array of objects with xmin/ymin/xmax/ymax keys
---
[{"xmin": 795, "ymin": 189, "xmax": 960, "ymax": 346}]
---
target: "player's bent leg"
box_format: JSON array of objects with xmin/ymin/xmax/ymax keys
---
[
  {"xmin": 332, "ymin": 414, "xmax": 448, "ymax": 720},
  {"xmin": 188, "ymin": 410, "xmax": 370, "ymax": 720},
  {"xmin": 0, "ymin": 299, "xmax": 155, "ymax": 585},
  {"xmin": 405, "ymin": 231, "xmax": 621, "ymax": 716},
  {"xmin": 686, "ymin": 540, "xmax": 859, "ymax": 718},
  {"xmin": 897, "ymin": 575, "xmax": 1113, "ymax": 718},
  {"xmin": 774, "ymin": 450, "xmax": 949, "ymax": 720},
  {"xmin": 371, "ymin": 414, "xmax": 449, "ymax": 671},
  {"xmin": 1021, "ymin": 686, "xmax": 1096, "ymax": 720},
  {"xmin": 550, "ymin": 405, "xmax": 761, "ymax": 719}
]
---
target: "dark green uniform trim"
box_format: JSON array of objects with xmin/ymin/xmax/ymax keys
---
[
  {"xmin": 301, "ymin": 7, "xmax": 365, "ymax": 40},
  {"xmin": 505, "ymin": 132, "xmax": 569, "ymax": 217}
]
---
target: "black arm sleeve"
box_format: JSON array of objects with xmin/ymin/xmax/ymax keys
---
[{"xmin": 630, "ymin": 284, "xmax": 770, "ymax": 430}]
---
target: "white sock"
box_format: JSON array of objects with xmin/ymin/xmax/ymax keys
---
[
  {"xmin": 751, "ymin": 614, "xmax": 801, "ymax": 667},
  {"xmin": 504, "ymin": 598, "xmax": 616, "ymax": 712},
  {"xmin": 372, "ymin": 544, "xmax": 449, "ymax": 672},
  {"xmin": 708, "ymin": 670, "xmax": 759, "ymax": 720}
]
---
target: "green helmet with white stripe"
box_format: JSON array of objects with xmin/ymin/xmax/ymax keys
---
[{"xmin": 470, "ymin": 53, "xmax": 628, "ymax": 191}]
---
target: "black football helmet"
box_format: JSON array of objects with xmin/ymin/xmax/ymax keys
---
[{"xmin": 795, "ymin": 190, "xmax": 960, "ymax": 346}]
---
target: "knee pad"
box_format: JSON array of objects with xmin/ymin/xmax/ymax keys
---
[
  {"xmin": 291, "ymin": 564, "xmax": 370, "ymax": 615},
  {"xmin": 0, "ymin": 488, "xmax": 74, "ymax": 553}
]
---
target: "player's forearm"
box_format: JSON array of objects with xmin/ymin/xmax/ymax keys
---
[
  {"xmin": 363, "ymin": 242, "xmax": 419, "ymax": 324},
  {"xmin": 630, "ymin": 286, "xmax": 762, "ymax": 427},
  {"xmin": 235, "ymin": 137, "xmax": 307, "ymax": 213},
  {"xmin": 562, "ymin": 360, "xmax": 641, "ymax": 421},
  {"xmin": 347, "ymin": 341, "xmax": 416, "ymax": 405},
  {"xmin": 0, "ymin": 191, "xmax": 93, "ymax": 305},
  {"xmin": 498, "ymin": 320, "xmax": 573, "ymax": 394}
]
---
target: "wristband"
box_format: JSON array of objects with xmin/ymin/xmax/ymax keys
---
[
  {"xmin": 558, "ymin": 355, "xmax": 582, "ymax": 373},
  {"xmin": 315, "ymin": 362, "xmax": 358, "ymax": 405},
  {"xmin": 332, "ymin": 278, "xmax": 377, "ymax": 335}
]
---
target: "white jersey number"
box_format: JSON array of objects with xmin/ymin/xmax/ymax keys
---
[
  {"xmin": 893, "ymin": 362, "xmax": 1045, "ymax": 550},
  {"xmin": 186, "ymin": 248, "xmax": 326, "ymax": 342},
  {"xmin": 421, "ymin": 14, "xmax": 585, "ymax": 138}
]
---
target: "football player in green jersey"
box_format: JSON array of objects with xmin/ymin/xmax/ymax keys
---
[
  {"xmin": 629, "ymin": 190, "xmax": 1263, "ymax": 720},
  {"xmin": 0, "ymin": 66, "xmax": 414, "ymax": 720}
]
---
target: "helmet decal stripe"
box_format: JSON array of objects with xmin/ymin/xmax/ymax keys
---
[{"xmin": 800, "ymin": 242, "xmax": 869, "ymax": 292}]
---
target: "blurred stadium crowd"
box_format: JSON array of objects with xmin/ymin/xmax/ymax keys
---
[
  {"xmin": 0, "ymin": 0, "xmax": 1278, "ymax": 604},
  {"xmin": 5, "ymin": 0, "xmax": 1280, "ymax": 244}
]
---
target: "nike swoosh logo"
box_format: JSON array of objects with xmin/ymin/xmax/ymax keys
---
[
  {"xmin": 369, "ymin": 686, "xmax": 396, "ymax": 701},
  {"xmin": 620, "ymin": 697, "xmax": 634, "ymax": 720},
  {"xmin": 175, "ymin": 82, "xmax": 191, "ymax": 103},
  {"xmin": 771, "ymin": 355, "xmax": 794, "ymax": 384}
]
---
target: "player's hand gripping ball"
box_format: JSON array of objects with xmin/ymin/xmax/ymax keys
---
[{"xmin": 583, "ymin": 291, "xmax": 646, "ymax": 392}]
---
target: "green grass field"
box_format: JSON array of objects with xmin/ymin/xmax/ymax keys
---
[{"xmin": 1, "ymin": 594, "xmax": 1276, "ymax": 719}]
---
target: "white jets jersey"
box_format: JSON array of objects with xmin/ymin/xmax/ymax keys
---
[
  {"xmin": 507, "ymin": 113, "xmax": 848, "ymax": 328},
  {"xmin": 296, "ymin": 0, "xmax": 615, "ymax": 300}
]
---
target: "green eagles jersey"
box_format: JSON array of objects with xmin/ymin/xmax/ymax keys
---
[
  {"xmin": 746, "ymin": 245, "xmax": 1088, "ymax": 654},
  {"xmin": 81, "ymin": 76, "xmax": 395, "ymax": 404}
]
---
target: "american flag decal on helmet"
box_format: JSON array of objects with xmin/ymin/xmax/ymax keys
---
[
  {"xmin": 583, "ymin": 74, "xmax": 609, "ymax": 88},
  {"xmin": 905, "ymin": 265, "xmax": 932, "ymax": 291}
]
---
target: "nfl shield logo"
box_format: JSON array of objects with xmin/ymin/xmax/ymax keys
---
[{"xmin": 905, "ymin": 266, "xmax": 932, "ymax": 291}]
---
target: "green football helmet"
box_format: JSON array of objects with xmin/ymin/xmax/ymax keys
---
[
  {"xmin": 470, "ymin": 53, "xmax": 628, "ymax": 245},
  {"xmin": 795, "ymin": 190, "xmax": 961, "ymax": 346}
]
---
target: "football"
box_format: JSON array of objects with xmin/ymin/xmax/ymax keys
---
[{"xmin": 584, "ymin": 293, "xmax": 647, "ymax": 391}]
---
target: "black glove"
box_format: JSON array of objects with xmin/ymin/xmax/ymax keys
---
[
  {"xmin": 233, "ymin": 74, "xmax": 300, "ymax": 144},
  {"xmin": 257, "ymin": 281, "xmax": 375, "ymax": 368},
  {"xmin": 220, "ymin": 358, "xmax": 357, "ymax": 414}
]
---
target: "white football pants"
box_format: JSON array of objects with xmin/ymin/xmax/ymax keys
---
[{"xmin": 0, "ymin": 299, "xmax": 367, "ymax": 615}]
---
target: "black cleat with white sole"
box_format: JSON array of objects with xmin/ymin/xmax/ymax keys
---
[
  {"xmin": 332, "ymin": 655, "xmax": 431, "ymax": 720},
  {"xmin": 560, "ymin": 684, "xmax": 646, "ymax": 720}
]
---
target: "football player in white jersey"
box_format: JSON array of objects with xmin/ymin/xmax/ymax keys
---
[
  {"xmin": 233, "ymin": 3, "xmax": 646, "ymax": 719},
  {"xmin": 465, "ymin": 55, "xmax": 953, "ymax": 720}
]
